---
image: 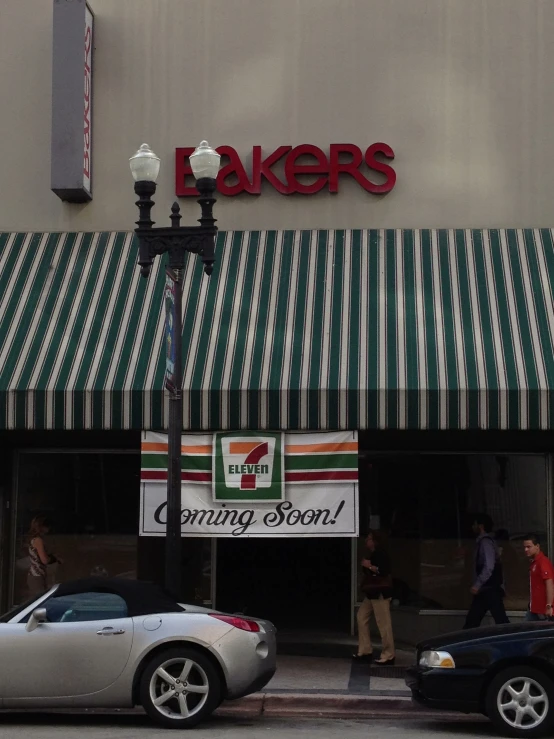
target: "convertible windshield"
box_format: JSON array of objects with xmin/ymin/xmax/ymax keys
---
[{"xmin": 0, "ymin": 592, "xmax": 49, "ymax": 623}]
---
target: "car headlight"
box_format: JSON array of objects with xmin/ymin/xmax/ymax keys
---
[{"xmin": 419, "ymin": 650, "xmax": 455, "ymax": 669}]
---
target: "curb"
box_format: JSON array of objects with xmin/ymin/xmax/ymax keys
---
[
  {"xmin": 216, "ymin": 692, "xmax": 478, "ymax": 721},
  {"xmin": 0, "ymin": 693, "xmax": 478, "ymax": 723}
]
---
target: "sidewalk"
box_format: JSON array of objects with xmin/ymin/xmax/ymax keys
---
[{"xmin": 265, "ymin": 652, "xmax": 413, "ymax": 696}]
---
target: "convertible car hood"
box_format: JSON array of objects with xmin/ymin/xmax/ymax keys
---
[{"xmin": 420, "ymin": 622, "xmax": 554, "ymax": 651}]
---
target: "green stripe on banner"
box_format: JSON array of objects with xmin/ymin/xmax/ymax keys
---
[
  {"xmin": 141, "ymin": 453, "xmax": 357, "ymax": 472},
  {"xmin": 141, "ymin": 454, "xmax": 212, "ymax": 472},
  {"xmin": 285, "ymin": 454, "xmax": 358, "ymax": 471}
]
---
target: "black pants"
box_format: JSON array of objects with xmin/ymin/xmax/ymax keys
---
[{"xmin": 463, "ymin": 588, "xmax": 509, "ymax": 629}]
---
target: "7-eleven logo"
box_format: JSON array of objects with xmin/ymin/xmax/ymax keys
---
[
  {"xmin": 234, "ymin": 441, "xmax": 270, "ymax": 489},
  {"xmin": 214, "ymin": 433, "xmax": 284, "ymax": 502}
]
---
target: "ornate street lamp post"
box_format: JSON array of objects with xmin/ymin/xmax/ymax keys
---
[{"xmin": 130, "ymin": 141, "xmax": 221, "ymax": 599}]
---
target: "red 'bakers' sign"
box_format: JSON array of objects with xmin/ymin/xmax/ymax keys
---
[{"xmin": 175, "ymin": 143, "xmax": 396, "ymax": 197}]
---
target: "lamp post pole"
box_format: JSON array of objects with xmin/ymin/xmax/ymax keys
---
[
  {"xmin": 166, "ymin": 262, "xmax": 183, "ymax": 600},
  {"xmin": 130, "ymin": 142, "xmax": 220, "ymax": 600}
]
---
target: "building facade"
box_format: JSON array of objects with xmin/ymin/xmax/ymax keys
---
[{"xmin": 1, "ymin": 0, "xmax": 554, "ymax": 643}]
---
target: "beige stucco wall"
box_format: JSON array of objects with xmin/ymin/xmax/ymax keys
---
[{"xmin": 1, "ymin": 0, "xmax": 554, "ymax": 232}]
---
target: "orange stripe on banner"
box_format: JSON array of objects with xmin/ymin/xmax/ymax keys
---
[
  {"xmin": 229, "ymin": 442, "xmax": 261, "ymax": 454},
  {"xmin": 142, "ymin": 442, "xmax": 167, "ymax": 452},
  {"xmin": 143, "ymin": 441, "xmax": 356, "ymax": 454},
  {"xmin": 285, "ymin": 442, "xmax": 358, "ymax": 454},
  {"xmin": 141, "ymin": 442, "xmax": 211, "ymax": 454}
]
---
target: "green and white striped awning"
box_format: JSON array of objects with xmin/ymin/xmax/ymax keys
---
[{"xmin": 2, "ymin": 229, "xmax": 554, "ymax": 430}]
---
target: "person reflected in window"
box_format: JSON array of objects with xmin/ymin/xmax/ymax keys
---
[
  {"xmin": 353, "ymin": 530, "xmax": 396, "ymax": 665},
  {"xmin": 27, "ymin": 516, "xmax": 62, "ymax": 597},
  {"xmin": 464, "ymin": 514, "xmax": 509, "ymax": 629},
  {"xmin": 495, "ymin": 528, "xmax": 519, "ymax": 601}
]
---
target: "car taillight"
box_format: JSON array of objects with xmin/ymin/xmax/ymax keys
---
[{"xmin": 209, "ymin": 614, "xmax": 261, "ymax": 632}]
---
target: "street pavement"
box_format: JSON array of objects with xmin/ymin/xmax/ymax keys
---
[{"xmin": 0, "ymin": 714, "xmax": 492, "ymax": 739}]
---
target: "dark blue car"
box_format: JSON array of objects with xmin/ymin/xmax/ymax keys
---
[{"xmin": 406, "ymin": 622, "xmax": 554, "ymax": 737}]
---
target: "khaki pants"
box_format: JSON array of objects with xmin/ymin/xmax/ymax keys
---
[{"xmin": 356, "ymin": 595, "xmax": 395, "ymax": 660}]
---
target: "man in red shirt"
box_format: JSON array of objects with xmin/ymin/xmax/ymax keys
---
[{"xmin": 524, "ymin": 533, "xmax": 554, "ymax": 621}]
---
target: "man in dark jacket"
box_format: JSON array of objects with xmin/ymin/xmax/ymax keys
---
[{"xmin": 464, "ymin": 514, "xmax": 509, "ymax": 629}]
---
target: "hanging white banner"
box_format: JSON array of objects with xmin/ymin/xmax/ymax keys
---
[{"xmin": 140, "ymin": 431, "xmax": 358, "ymax": 537}]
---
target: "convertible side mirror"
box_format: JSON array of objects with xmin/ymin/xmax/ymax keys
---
[{"xmin": 25, "ymin": 607, "xmax": 47, "ymax": 633}]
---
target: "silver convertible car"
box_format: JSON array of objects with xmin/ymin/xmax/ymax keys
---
[{"xmin": 0, "ymin": 578, "xmax": 276, "ymax": 729}]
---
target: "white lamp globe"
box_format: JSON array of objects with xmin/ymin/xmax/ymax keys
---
[
  {"xmin": 189, "ymin": 140, "xmax": 221, "ymax": 180},
  {"xmin": 129, "ymin": 143, "xmax": 161, "ymax": 183}
]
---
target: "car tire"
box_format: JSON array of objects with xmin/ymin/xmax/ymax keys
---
[
  {"xmin": 486, "ymin": 666, "xmax": 554, "ymax": 738},
  {"xmin": 140, "ymin": 646, "xmax": 222, "ymax": 729}
]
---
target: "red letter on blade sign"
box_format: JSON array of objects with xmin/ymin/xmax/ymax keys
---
[{"xmin": 285, "ymin": 145, "xmax": 329, "ymax": 194}]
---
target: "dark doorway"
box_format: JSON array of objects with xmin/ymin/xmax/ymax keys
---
[{"xmin": 215, "ymin": 537, "xmax": 352, "ymax": 631}]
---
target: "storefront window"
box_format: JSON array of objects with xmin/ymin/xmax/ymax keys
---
[
  {"xmin": 12, "ymin": 452, "xmax": 139, "ymax": 606},
  {"xmin": 359, "ymin": 454, "xmax": 549, "ymax": 612}
]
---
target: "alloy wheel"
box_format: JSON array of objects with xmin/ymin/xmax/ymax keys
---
[
  {"xmin": 149, "ymin": 656, "xmax": 210, "ymax": 720},
  {"xmin": 497, "ymin": 676, "xmax": 549, "ymax": 730}
]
